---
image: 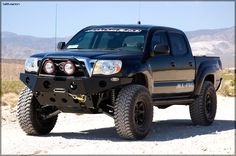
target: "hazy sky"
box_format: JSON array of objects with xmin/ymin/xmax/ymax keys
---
[{"xmin": 2, "ymin": 1, "xmax": 235, "ymax": 38}]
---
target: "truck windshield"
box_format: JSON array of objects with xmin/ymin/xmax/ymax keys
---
[{"xmin": 66, "ymin": 28, "xmax": 147, "ymax": 52}]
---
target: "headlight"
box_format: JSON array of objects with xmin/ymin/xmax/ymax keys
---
[
  {"xmin": 93, "ymin": 60, "xmax": 122, "ymax": 75},
  {"xmin": 25, "ymin": 57, "xmax": 39, "ymax": 72}
]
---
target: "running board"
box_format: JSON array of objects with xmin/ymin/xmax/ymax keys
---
[{"xmin": 153, "ymin": 98, "xmax": 194, "ymax": 106}]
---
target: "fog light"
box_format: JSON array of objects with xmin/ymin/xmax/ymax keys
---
[
  {"xmin": 111, "ymin": 77, "xmax": 119, "ymax": 82},
  {"xmin": 44, "ymin": 60, "xmax": 55, "ymax": 74},
  {"xmin": 64, "ymin": 61, "xmax": 75, "ymax": 75}
]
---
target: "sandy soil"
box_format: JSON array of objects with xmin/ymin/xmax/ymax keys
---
[{"xmin": 1, "ymin": 95, "xmax": 235, "ymax": 155}]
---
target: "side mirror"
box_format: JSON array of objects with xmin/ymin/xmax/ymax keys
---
[
  {"xmin": 57, "ymin": 42, "xmax": 65, "ymax": 50},
  {"xmin": 153, "ymin": 44, "xmax": 170, "ymax": 55}
]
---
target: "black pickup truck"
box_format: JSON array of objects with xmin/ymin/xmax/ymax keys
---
[{"xmin": 17, "ymin": 25, "xmax": 222, "ymax": 140}]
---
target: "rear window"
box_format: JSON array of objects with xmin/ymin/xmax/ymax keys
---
[{"xmin": 169, "ymin": 33, "xmax": 188, "ymax": 55}]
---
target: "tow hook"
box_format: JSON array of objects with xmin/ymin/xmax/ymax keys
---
[{"xmin": 69, "ymin": 93, "xmax": 86, "ymax": 103}]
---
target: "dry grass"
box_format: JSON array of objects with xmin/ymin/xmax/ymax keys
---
[
  {"xmin": 1, "ymin": 59, "xmax": 25, "ymax": 97},
  {"xmin": 218, "ymin": 70, "xmax": 235, "ymax": 96},
  {"xmin": 1, "ymin": 59, "xmax": 24, "ymax": 81},
  {"xmin": 1, "ymin": 81, "xmax": 24, "ymax": 96},
  {"xmin": 1, "ymin": 93, "xmax": 19, "ymax": 108}
]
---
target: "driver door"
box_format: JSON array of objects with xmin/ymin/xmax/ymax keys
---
[{"xmin": 147, "ymin": 31, "xmax": 174, "ymax": 96}]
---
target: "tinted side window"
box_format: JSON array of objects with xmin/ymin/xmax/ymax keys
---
[
  {"xmin": 151, "ymin": 32, "xmax": 168, "ymax": 52},
  {"xmin": 169, "ymin": 33, "xmax": 188, "ymax": 55}
]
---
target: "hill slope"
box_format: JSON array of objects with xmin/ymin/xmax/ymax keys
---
[{"xmin": 185, "ymin": 27, "xmax": 235, "ymax": 68}]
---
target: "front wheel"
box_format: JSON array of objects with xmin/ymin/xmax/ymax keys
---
[
  {"xmin": 114, "ymin": 85, "xmax": 153, "ymax": 140},
  {"xmin": 17, "ymin": 87, "xmax": 58, "ymax": 135},
  {"xmin": 189, "ymin": 81, "xmax": 217, "ymax": 125}
]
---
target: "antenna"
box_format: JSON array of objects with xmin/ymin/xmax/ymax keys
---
[
  {"xmin": 137, "ymin": 0, "xmax": 141, "ymax": 24},
  {"xmin": 54, "ymin": 3, "xmax": 58, "ymax": 51}
]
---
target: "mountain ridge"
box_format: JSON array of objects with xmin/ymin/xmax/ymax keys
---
[{"xmin": 1, "ymin": 26, "xmax": 235, "ymax": 67}]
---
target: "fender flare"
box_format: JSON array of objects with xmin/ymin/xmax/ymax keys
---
[
  {"xmin": 127, "ymin": 63, "xmax": 153, "ymax": 94},
  {"xmin": 194, "ymin": 65, "xmax": 217, "ymax": 95}
]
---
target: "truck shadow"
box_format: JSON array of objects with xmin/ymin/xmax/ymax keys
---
[{"xmin": 48, "ymin": 119, "xmax": 235, "ymax": 141}]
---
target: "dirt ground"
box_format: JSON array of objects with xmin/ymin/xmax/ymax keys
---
[{"xmin": 1, "ymin": 95, "xmax": 235, "ymax": 155}]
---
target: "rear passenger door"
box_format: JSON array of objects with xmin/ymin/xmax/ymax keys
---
[{"xmin": 167, "ymin": 31, "xmax": 195, "ymax": 94}]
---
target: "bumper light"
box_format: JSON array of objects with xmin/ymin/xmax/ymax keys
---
[
  {"xmin": 44, "ymin": 60, "xmax": 55, "ymax": 74},
  {"xmin": 63, "ymin": 61, "xmax": 75, "ymax": 75}
]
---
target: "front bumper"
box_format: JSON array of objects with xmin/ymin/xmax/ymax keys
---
[
  {"xmin": 20, "ymin": 73, "xmax": 132, "ymax": 112},
  {"xmin": 20, "ymin": 73, "xmax": 132, "ymax": 95}
]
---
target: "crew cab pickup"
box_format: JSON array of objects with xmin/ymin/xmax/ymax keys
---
[{"xmin": 17, "ymin": 25, "xmax": 222, "ymax": 140}]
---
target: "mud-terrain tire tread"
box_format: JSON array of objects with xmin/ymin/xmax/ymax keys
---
[
  {"xmin": 190, "ymin": 81, "xmax": 217, "ymax": 125},
  {"xmin": 17, "ymin": 87, "xmax": 57, "ymax": 135},
  {"xmin": 114, "ymin": 85, "xmax": 153, "ymax": 140}
]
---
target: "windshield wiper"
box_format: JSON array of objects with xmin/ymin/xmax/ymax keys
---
[
  {"xmin": 95, "ymin": 48, "xmax": 114, "ymax": 50},
  {"xmin": 113, "ymin": 48, "xmax": 123, "ymax": 51},
  {"xmin": 95, "ymin": 48, "xmax": 122, "ymax": 51},
  {"xmin": 67, "ymin": 47, "xmax": 83, "ymax": 50}
]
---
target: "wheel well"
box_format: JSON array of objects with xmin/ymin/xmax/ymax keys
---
[
  {"xmin": 204, "ymin": 75, "xmax": 214, "ymax": 84},
  {"xmin": 132, "ymin": 73, "xmax": 148, "ymax": 88}
]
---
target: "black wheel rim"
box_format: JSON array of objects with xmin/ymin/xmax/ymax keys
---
[
  {"xmin": 205, "ymin": 93, "xmax": 214, "ymax": 119},
  {"xmin": 134, "ymin": 100, "xmax": 146, "ymax": 129}
]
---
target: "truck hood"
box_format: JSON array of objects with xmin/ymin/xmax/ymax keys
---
[{"xmin": 31, "ymin": 50, "xmax": 143, "ymax": 60}]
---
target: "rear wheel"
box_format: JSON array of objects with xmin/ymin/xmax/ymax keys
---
[
  {"xmin": 114, "ymin": 85, "xmax": 153, "ymax": 140},
  {"xmin": 17, "ymin": 87, "xmax": 58, "ymax": 135},
  {"xmin": 189, "ymin": 81, "xmax": 217, "ymax": 125}
]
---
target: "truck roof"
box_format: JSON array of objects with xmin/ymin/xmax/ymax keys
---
[{"xmin": 86, "ymin": 24, "xmax": 184, "ymax": 33}]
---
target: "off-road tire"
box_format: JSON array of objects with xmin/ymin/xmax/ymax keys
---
[
  {"xmin": 114, "ymin": 85, "xmax": 153, "ymax": 140},
  {"xmin": 190, "ymin": 81, "xmax": 217, "ymax": 125},
  {"xmin": 17, "ymin": 87, "xmax": 58, "ymax": 135}
]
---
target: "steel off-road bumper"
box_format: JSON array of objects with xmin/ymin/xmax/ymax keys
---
[{"xmin": 20, "ymin": 73, "xmax": 132, "ymax": 112}]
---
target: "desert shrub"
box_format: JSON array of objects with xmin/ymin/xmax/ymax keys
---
[
  {"xmin": 1, "ymin": 81, "xmax": 25, "ymax": 97},
  {"xmin": 217, "ymin": 69, "xmax": 235, "ymax": 96},
  {"xmin": 219, "ymin": 85, "xmax": 230, "ymax": 96},
  {"xmin": 230, "ymin": 79, "xmax": 235, "ymax": 86}
]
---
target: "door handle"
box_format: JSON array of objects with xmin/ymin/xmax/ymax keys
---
[
  {"xmin": 170, "ymin": 61, "xmax": 175, "ymax": 67},
  {"xmin": 189, "ymin": 62, "xmax": 193, "ymax": 66}
]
